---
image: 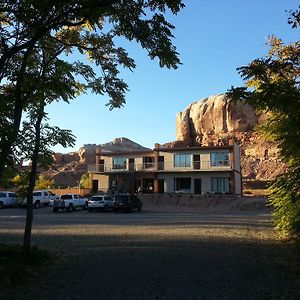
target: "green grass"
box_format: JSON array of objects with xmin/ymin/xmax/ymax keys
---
[{"xmin": 0, "ymin": 243, "xmax": 52, "ymax": 288}]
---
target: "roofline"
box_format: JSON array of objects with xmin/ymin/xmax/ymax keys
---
[
  {"xmin": 156, "ymin": 145, "xmax": 234, "ymax": 152},
  {"xmin": 98, "ymin": 145, "xmax": 234, "ymax": 157}
]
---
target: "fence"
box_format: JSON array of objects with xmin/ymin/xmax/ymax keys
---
[{"xmin": 51, "ymin": 188, "xmax": 92, "ymax": 196}]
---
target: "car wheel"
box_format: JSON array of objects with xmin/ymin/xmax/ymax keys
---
[
  {"xmin": 0, "ymin": 201, "xmax": 3, "ymax": 209},
  {"xmin": 53, "ymin": 207, "xmax": 58, "ymax": 213},
  {"xmin": 67, "ymin": 204, "xmax": 73, "ymax": 212},
  {"xmin": 114, "ymin": 208, "xmax": 119, "ymax": 213},
  {"xmin": 34, "ymin": 200, "xmax": 40, "ymax": 209}
]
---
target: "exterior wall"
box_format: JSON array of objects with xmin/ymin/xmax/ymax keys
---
[
  {"xmin": 90, "ymin": 174, "xmax": 109, "ymax": 192},
  {"xmin": 234, "ymin": 171, "xmax": 242, "ymax": 195},
  {"xmin": 233, "ymin": 143, "xmax": 241, "ymax": 172}
]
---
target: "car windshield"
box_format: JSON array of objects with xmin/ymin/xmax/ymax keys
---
[{"xmin": 115, "ymin": 195, "xmax": 128, "ymax": 202}]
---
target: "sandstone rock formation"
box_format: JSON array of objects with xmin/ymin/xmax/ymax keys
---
[
  {"xmin": 44, "ymin": 138, "xmax": 149, "ymax": 187},
  {"xmin": 176, "ymin": 94, "xmax": 286, "ymax": 181}
]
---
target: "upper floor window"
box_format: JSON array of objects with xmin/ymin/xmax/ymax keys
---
[
  {"xmin": 113, "ymin": 157, "xmax": 127, "ymax": 169},
  {"xmin": 210, "ymin": 152, "xmax": 229, "ymax": 167},
  {"xmin": 174, "ymin": 154, "xmax": 191, "ymax": 168},
  {"xmin": 143, "ymin": 156, "xmax": 155, "ymax": 169}
]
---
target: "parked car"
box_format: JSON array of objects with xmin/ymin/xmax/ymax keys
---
[
  {"xmin": 88, "ymin": 195, "xmax": 113, "ymax": 212},
  {"xmin": 0, "ymin": 191, "xmax": 19, "ymax": 208},
  {"xmin": 113, "ymin": 194, "xmax": 142, "ymax": 213},
  {"xmin": 22, "ymin": 190, "xmax": 56, "ymax": 208},
  {"xmin": 53, "ymin": 194, "xmax": 88, "ymax": 212}
]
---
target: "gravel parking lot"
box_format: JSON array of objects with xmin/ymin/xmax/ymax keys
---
[{"xmin": 0, "ymin": 207, "xmax": 299, "ymax": 300}]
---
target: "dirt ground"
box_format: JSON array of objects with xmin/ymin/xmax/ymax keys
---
[{"xmin": 0, "ymin": 207, "xmax": 299, "ymax": 300}]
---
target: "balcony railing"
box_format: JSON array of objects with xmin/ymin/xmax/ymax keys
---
[{"xmin": 87, "ymin": 160, "xmax": 233, "ymax": 173}]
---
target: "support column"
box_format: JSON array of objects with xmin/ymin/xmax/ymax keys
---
[
  {"xmin": 95, "ymin": 147, "xmax": 101, "ymax": 172},
  {"xmin": 153, "ymin": 144, "xmax": 159, "ymax": 194}
]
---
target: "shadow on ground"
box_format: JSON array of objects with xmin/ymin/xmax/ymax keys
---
[{"xmin": 1, "ymin": 230, "xmax": 299, "ymax": 300}]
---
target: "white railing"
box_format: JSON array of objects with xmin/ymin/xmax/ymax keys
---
[{"xmin": 87, "ymin": 160, "xmax": 233, "ymax": 173}]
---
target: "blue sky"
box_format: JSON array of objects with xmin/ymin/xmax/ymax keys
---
[{"xmin": 46, "ymin": 0, "xmax": 299, "ymax": 153}]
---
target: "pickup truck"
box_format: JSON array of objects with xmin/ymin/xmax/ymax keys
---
[
  {"xmin": 52, "ymin": 194, "xmax": 88, "ymax": 212},
  {"xmin": 22, "ymin": 190, "xmax": 57, "ymax": 208}
]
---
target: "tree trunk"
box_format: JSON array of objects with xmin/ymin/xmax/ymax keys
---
[{"xmin": 23, "ymin": 106, "xmax": 44, "ymax": 256}]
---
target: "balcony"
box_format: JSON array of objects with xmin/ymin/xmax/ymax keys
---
[{"xmin": 87, "ymin": 160, "xmax": 233, "ymax": 173}]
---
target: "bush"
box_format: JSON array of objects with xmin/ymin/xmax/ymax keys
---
[{"xmin": 268, "ymin": 183, "xmax": 300, "ymax": 238}]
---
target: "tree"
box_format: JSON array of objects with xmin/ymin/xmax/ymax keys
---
[
  {"xmin": 227, "ymin": 7, "xmax": 300, "ymax": 238},
  {"xmin": 0, "ymin": 0, "xmax": 185, "ymax": 182},
  {"xmin": 0, "ymin": 0, "xmax": 185, "ymax": 254},
  {"xmin": 80, "ymin": 173, "xmax": 91, "ymax": 189},
  {"xmin": 35, "ymin": 176, "xmax": 54, "ymax": 190}
]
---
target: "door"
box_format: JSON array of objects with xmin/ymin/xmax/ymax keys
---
[
  {"xmin": 194, "ymin": 179, "xmax": 202, "ymax": 194},
  {"xmin": 158, "ymin": 156, "xmax": 164, "ymax": 170},
  {"xmin": 158, "ymin": 179, "xmax": 164, "ymax": 194},
  {"xmin": 193, "ymin": 155, "xmax": 200, "ymax": 170},
  {"xmin": 99, "ymin": 159, "xmax": 104, "ymax": 172},
  {"xmin": 92, "ymin": 180, "xmax": 98, "ymax": 193},
  {"xmin": 129, "ymin": 158, "xmax": 135, "ymax": 171}
]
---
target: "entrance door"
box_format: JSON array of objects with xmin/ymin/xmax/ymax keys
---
[
  {"xmin": 92, "ymin": 180, "xmax": 98, "ymax": 193},
  {"xmin": 158, "ymin": 179, "xmax": 164, "ymax": 194},
  {"xmin": 194, "ymin": 179, "xmax": 202, "ymax": 194}
]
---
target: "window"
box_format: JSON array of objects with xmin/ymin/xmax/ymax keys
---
[
  {"xmin": 143, "ymin": 156, "xmax": 155, "ymax": 169},
  {"xmin": 0, "ymin": 192, "xmax": 6, "ymax": 198},
  {"xmin": 33, "ymin": 192, "xmax": 42, "ymax": 196},
  {"xmin": 112, "ymin": 157, "xmax": 127, "ymax": 169},
  {"xmin": 174, "ymin": 154, "xmax": 191, "ymax": 167},
  {"xmin": 61, "ymin": 194, "xmax": 72, "ymax": 199},
  {"xmin": 8, "ymin": 193, "xmax": 17, "ymax": 198},
  {"xmin": 174, "ymin": 178, "xmax": 191, "ymax": 192},
  {"xmin": 211, "ymin": 177, "xmax": 229, "ymax": 193},
  {"xmin": 210, "ymin": 152, "xmax": 229, "ymax": 167}
]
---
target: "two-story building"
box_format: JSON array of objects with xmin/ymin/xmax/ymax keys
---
[{"xmin": 87, "ymin": 140, "xmax": 242, "ymax": 195}]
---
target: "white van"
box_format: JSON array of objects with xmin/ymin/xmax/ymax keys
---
[{"xmin": 0, "ymin": 191, "xmax": 19, "ymax": 208}]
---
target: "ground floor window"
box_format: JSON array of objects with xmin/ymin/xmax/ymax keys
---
[
  {"xmin": 174, "ymin": 177, "xmax": 191, "ymax": 192},
  {"xmin": 211, "ymin": 177, "xmax": 229, "ymax": 193}
]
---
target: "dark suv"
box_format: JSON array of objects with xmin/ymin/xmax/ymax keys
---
[{"xmin": 113, "ymin": 194, "xmax": 142, "ymax": 213}]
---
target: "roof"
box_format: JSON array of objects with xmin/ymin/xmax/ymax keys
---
[{"xmin": 98, "ymin": 144, "xmax": 234, "ymax": 157}]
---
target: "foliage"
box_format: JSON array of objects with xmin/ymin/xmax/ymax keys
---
[
  {"xmin": 35, "ymin": 175, "xmax": 54, "ymax": 190},
  {"xmin": 11, "ymin": 172, "xmax": 30, "ymax": 199},
  {"xmin": 0, "ymin": 0, "xmax": 184, "ymax": 254},
  {"xmin": 0, "ymin": 0, "xmax": 185, "ymax": 180},
  {"xmin": 80, "ymin": 173, "xmax": 90, "ymax": 188},
  {"xmin": 0, "ymin": 243, "xmax": 52, "ymax": 288},
  {"xmin": 227, "ymin": 7, "xmax": 300, "ymax": 238}
]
